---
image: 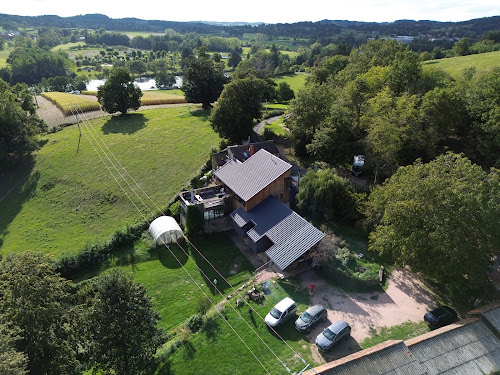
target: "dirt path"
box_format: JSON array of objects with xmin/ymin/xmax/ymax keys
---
[
  {"xmin": 297, "ymin": 268, "xmax": 436, "ymax": 364},
  {"xmin": 36, "ymin": 95, "xmax": 193, "ymax": 129}
]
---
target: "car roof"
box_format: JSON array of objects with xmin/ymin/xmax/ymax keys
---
[
  {"xmin": 327, "ymin": 320, "xmax": 349, "ymax": 334},
  {"xmin": 305, "ymin": 304, "xmax": 326, "ymax": 316},
  {"xmin": 274, "ymin": 297, "xmax": 295, "ymax": 311},
  {"xmin": 431, "ymin": 306, "xmax": 453, "ymax": 315}
]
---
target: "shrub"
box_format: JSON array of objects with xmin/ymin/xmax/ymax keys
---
[{"xmin": 185, "ymin": 314, "xmax": 204, "ymax": 333}]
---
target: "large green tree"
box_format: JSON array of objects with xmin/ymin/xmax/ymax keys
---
[
  {"xmin": 210, "ymin": 76, "xmax": 270, "ymax": 143},
  {"xmin": 0, "ymin": 252, "xmax": 80, "ymax": 375},
  {"xmin": 88, "ymin": 269, "xmax": 165, "ymax": 375},
  {"xmin": 365, "ymin": 153, "xmax": 500, "ymax": 301},
  {"xmin": 181, "ymin": 47, "xmax": 227, "ymax": 109},
  {"xmin": 8, "ymin": 47, "xmax": 71, "ymax": 85},
  {"xmin": 0, "ymin": 79, "xmax": 46, "ymax": 172},
  {"xmin": 97, "ymin": 67, "xmax": 142, "ymax": 115}
]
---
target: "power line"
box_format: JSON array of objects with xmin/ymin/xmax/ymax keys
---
[
  {"xmin": 75, "ymin": 105, "xmax": 318, "ymax": 374},
  {"xmin": 73, "ymin": 107, "xmax": 277, "ymax": 375}
]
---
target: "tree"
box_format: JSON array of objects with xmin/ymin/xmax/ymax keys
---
[
  {"xmin": 365, "ymin": 153, "xmax": 500, "ymax": 302},
  {"xmin": 0, "ymin": 252, "xmax": 80, "ymax": 375},
  {"xmin": 296, "ymin": 168, "xmax": 363, "ymax": 223},
  {"xmin": 275, "ymin": 81, "xmax": 295, "ymax": 102},
  {"xmin": 453, "ymin": 37, "xmax": 470, "ymax": 56},
  {"xmin": 288, "ymin": 81, "xmax": 335, "ymax": 155},
  {"xmin": 210, "ymin": 76, "xmax": 270, "ymax": 143},
  {"xmin": 0, "ymin": 320, "xmax": 28, "ymax": 375},
  {"xmin": 89, "ymin": 269, "xmax": 165, "ymax": 375},
  {"xmin": 155, "ymin": 70, "xmax": 176, "ymax": 89},
  {"xmin": 181, "ymin": 47, "xmax": 227, "ymax": 109},
  {"xmin": 0, "ymin": 79, "xmax": 46, "ymax": 172},
  {"xmin": 228, "ymin": 48, "xmax": 242, "ymax": 68},
  {"xmin": 97, "ymin": 67, "xmax": 142, "ymax": 115},
  {"xmin": 306, "ymin": 104, "xmax": 359, "ymax": 166}
]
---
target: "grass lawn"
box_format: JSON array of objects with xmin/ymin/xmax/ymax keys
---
[
  {"xmin": 163, "ymin": 276, "xmax": 318, "ymax": 375},
  {"xmin": 423, "ymin": 51, "xmax": 500, "ymax": 77},
  {"xmin": 275, "ymin": 72, "xmax": 308, "ymax": 93},
  {"xmin": 359, "ymin": 321, "xmax": 430, "ymax": 350},
  {"xmin": 0, "ymin": 49, "xmax": 10, "ymax": 68},
  {"xmin": 264, "ymin": 118, "xmax": 288, "ymax": 137},
  {"xmin": 0, "ymin": 106, "xmax": 220, "ymax": 258}
]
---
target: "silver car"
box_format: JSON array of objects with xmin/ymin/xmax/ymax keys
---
[
  {"xmin": 315, "ymin": 320, "xmax": 351, "ymax": 351},
  {"xmin": 295, "ymin": 304, "xmax": 327, "ymax": 332}
]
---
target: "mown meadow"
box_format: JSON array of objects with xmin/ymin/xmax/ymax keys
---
[
  {"xmin": 0, "ymin": 106, "xmax": 220, "ymax": 257},
  {"xmin": 423, "ymin": 50, "xmax": 500, "ymax": 76}
]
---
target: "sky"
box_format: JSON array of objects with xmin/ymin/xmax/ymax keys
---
[{"xmin": 1, "ymin": 0, "xmax": 499, "ymax": 24}]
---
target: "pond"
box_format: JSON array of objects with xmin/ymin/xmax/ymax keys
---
[{"xmin": 86, "ymin": 76, "xmax": 182, "ymax": 91}]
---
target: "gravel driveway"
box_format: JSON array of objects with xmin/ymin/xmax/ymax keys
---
[{"xmin": 297, "ymin": 268, "xmax": 436, "ymax": 364}]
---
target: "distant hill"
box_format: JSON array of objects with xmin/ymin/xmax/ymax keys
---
[
  {"xmin": 423, "ymin": 50, "xmax": 500, "ymax": 76},
  {"xmin": 0, "ymin": 13, "xmax": 499, "ymax": 39}
]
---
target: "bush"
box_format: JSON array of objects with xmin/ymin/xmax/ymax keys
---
[
  {"xmin": 185, "ymin": 205, "xmax": 204, "ymax": 239},
  {"xmin": 185, "ymin": 314, "xmax": 204, "ymax": 333}
]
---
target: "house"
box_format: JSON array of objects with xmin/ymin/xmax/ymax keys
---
[{"xmin": 179, "ymin": 148, "xmax": 324, "ymax": 271}]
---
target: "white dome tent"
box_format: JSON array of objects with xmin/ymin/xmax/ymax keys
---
[{"xmin": 149, "ymin": 216, "xmax": 184, "ymax": 245}]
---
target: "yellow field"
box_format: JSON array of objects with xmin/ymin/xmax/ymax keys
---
[
  {"xmin": 140, "ymin": 92, "xmax": 187, "ymax": 105},
  {"xmin": 41, "ymin": 92, "xmax": 101, "ymax": 116},
  {"xmin": 81, "ymin": 90, "xmax": 187, "ymax": 105}
]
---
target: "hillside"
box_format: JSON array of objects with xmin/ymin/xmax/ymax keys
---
[
  {"xmin": 0, "ymin": 106, "xmax": 220, "ymax": 257},
  {"xmin": 423, "ymin": 50, "xmax": 500, "ymax": 76},
  {"xmin": 0, "ymin": 13, "xmax": 499, "ymax": 39}
]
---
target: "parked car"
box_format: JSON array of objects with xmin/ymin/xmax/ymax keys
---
[
  {"xmin": 265, "ymin": 297, "xmax": 297, "ymax": 328},
  {"xmin": 295, "ymin": 304, "xmax": 327, "ymax": 332},
  {"xmin": 424, "ymin": 306, "xmax": 457, "ymax": 328},
  {"xmin": 315, "ymin": 320, "xmax": 351, "ymax": 351}
]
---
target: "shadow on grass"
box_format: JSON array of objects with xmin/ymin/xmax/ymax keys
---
[
  {"xmin": 181, "ymin": 340, "xmax": 196, "ymax": 359},
  {"xmin": 204, "ymin": 316, "xmax": 222, "ymax": 341},
  {"xmin": 189, "ymin": 233, "xmax": 255, "ymax": 296},
  {"xmin": 157, "ymin": 243, "xmax": 188, "ymax": 269},
  {"xmin": 0, "ymin": 156, "xmax": 39, "ymax": 242},
  {"xmin": 101, "ymin": 113, "xmax": 147, "ymax": 134}
]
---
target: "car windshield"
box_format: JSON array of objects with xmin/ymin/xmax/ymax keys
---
[
  {"xmin": 300, "ymin": 312, "xmax": 312, "ymax": 323},
  {"xmin": 270, "ymin": 307, "xmax": 282, "ymax": 319},
  {"xmin": 323, "ymin": 328, "xmax": 336, "ymax": 341}
]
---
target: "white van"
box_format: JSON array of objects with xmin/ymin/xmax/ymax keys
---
[{"xmin": 265, "ymin": 297, "xmax": 297, "ymax": 327}]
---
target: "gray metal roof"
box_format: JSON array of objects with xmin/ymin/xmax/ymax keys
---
[
  {"xmin": 230, "ymin": 196, "xmax": 324, "ymax": 270},
  {"xmin": 307, "ymin": 341, "xmax": 427, "ymax": 375},
  {"xmin": 214, "ymin": 148, "xmax": 291, "ymax": 202},
  {"xmin": 408, "ymin": 320, "xmax": 500, "ymax": 375}
]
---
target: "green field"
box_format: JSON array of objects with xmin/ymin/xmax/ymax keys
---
[
  {"xmin": 275, "ymin": 72, "xmax": 307, "ymax": 93},
  {"xmin": 423, "ymin": 51, "xmax": 500, "ymax": 76},
  {"xmin": 0, "ymin": 49, "xmax": 10, "ymax": 68},
  {"xmin": 0, "ymin": 106, "xmax": 220, "ymax": 257}
]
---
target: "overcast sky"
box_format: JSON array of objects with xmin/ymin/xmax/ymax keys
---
[{"xmin": 2, "ymin": 0, "xmax": 499, "ymax": 24}]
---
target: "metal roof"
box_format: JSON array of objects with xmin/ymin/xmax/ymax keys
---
[
  {"xmin": 306, "ymin": 340, "xmax": 427, "ymax": 375},
  {"xmin": 214, "ymin": 149, "xmax": 291, "ymax": 202},
  {"xmin": 408, "ymin": 320, "xmax": 500, "ymax": 375},
  {"xmin": 230, "ymin": 196, "xmax": 324, "ymax": 271}
]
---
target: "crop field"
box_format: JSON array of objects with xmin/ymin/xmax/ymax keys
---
[
  {"xmin": 423, "ymin": 51, "xmax": 500, "ymax": 76},
  {"xmin": 80, "ymin": 90, "xmax": 186, "ymax": 105},
  {"xmin": 140, "ymin": 91, "xmax": 187, "ymax": 105},
  {"xmin": 0, "ymin": 106, "xmax": 220, "ymax": 257},
  {"xmin": 41, "ymin": 92, "xmax": 101, "ymax": 115}
]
